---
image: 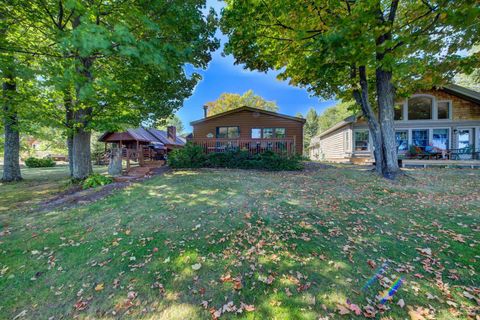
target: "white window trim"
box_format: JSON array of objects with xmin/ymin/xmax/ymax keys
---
[
  {"xmin": 400, "ymin": 95, "xmax": 454, "ymax": 122},
  {"xmin": 395, "ymin": 129, "xmax": 409, "ymax": 153},
  {"xmin": 431, "ymin": 127, "xmax": 451, "ymax": 150},
  {"xmin": 353, "ymin": 129, "xmax": 370, "ymax": 152},
  {"xmin": 405, "ymin": 94, "xmax": 436, "ymax": 121},
  {"xmin": 436, "ymin": 100, "xmax": 453, "ymax": 120}
]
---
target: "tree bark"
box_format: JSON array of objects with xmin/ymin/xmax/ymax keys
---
[
  {"xmin": 376, "ymin": 68, "xmax": 400, "ymax": 178},
  {"xmin": 352, "ymin": 66, "xmax": 385, "ymax": 175},
  {"xmin": 2, "ymin": 69, "xmax": 22, "ymax": 182},
  {"xmin": 71, "ymin": 120, "xmax": 92, "ymax": 180},
  {"xmin": 64, "ymin": 91, "xmax": 74, "ymax": 177}
]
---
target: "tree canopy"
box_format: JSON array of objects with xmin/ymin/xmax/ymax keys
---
[
  {"xmin": 205, "ymin": 90, "xmax": 278, "ymax": 116},
  {"xmin": 2, "ymin": 0, "xmax": 219, "ymax": 179},
  {"xmin": 221, "ymin": 0, "xmax": 480, "ymax": 178}
]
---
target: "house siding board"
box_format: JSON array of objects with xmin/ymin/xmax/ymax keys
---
[
  {"xmin": 311, "ymin": 125, "xmax": 349, "ymax": 161},
  {"xmin": 192, "ymin": 109, "xmax": 304, "ymax": 154}
]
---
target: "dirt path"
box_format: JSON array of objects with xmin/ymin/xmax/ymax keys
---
[{"xmin": 37, "ymin": 166, "xmax": 171, "ymax": 212}]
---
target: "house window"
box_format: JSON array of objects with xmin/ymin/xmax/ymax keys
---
[
  {"xmin": 432, "ymin": 129, "xmax": 449, "ymax": 150},
  {"xmin": 251, "ymin": 128, "xmax": 261, "ymax": 139},
  {"xmin": 395, "ymin": 130, "xmax": 408, "ymax": 152},
  {"xmin": 394, "ymin": 104, "xmax": 404, "ymax": 121},
  {"xmin": 437, "ymin": 101, "xmax": 450, "ymax": 119},
  {"xmin": 354, "ymin": 130, "xmax": 369, "ymax": 151},
  {"xmin": 274, "ymin": 128, "xmax": 286, "ymax": 138},
  {"xmin": 408, "ymin": 97, "xmax": 433, "ymax": 120},
  {"xmin": 412, "ymin": 129, "xmax": 429, "ymax": 149},
  {"xmin": 216, "ymin": 126, "xmax": 240, "ymax": 139},
  {"xmin": 262, "ymin": 128, "xmax": 274, "ymax": 138}
]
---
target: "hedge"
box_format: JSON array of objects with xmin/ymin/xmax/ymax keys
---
[
  {"xmin": 24, "ymin": 157, "xmax": 56, "ymax": 168},
  {"xmin": 168, "ymin": 143, "xmax": 303, "ymax": 171}
]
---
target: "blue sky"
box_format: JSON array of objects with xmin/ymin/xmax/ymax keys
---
[{"xmin": 177, "ymin": 1, "xmax": 338, "ymax": 132}]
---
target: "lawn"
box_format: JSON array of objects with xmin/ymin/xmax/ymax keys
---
[
  {"xmin": 0, "ymin": 165, "xmax": 107, "ymax": 213},
  {"xmin": 0, "ymin": 166, "xmax": 479, "ymax": 319}
]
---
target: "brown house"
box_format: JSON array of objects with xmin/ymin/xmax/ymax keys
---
[{"xmin": 189, "ymin": 106, "xmax": 305, "ymax": 155}]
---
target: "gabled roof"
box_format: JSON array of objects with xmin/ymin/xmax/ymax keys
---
[
  {"xmin": 99, "ymin": 128, "xmax": 185, "ymax": 147},
  {"xmin": 316, "ymin": 115, "xmax": 357, "ymax": 139},
  {"xmin": 190, "ymin": 106, "xmax": 306, "ymax": 125},
  {"xmin": 441, "ymin": 84, "xmax": 480, "ymax": 105}
]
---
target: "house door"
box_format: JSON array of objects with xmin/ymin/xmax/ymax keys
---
[{"xmin": 455, "ymin": 128, "xmax": 473, "ymax": 159}]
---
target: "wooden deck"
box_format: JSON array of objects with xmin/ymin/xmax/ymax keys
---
[
  {"xmin": 402, "ymin": 159, "xmax": 480, "ymax": 169},
  {"xmin": 189, "ymin": 138, "xmax": 297, "ymax": 155}
]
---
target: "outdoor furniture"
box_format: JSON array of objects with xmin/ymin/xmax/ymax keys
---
[{"xmin": 450, "ymin": 146, "xmax": 475, "ymax": 160}]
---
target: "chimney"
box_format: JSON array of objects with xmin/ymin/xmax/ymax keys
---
[
  {"xmin": 203, "ymin": 105, "xmax": 208, "ymax": 118},
  {"xmin": 167, "ymin": 126, "xmax": 176, "ymax": 141}
]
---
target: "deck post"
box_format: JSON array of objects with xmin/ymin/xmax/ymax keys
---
[{"xmin": 126, "ymin": 149, "xmax": 130, "ymax": 173}]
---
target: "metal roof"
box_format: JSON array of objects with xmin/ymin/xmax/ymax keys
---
[
  {"xmin": 190, "ymin": 106, "xmax": 306, "ymax": 125},
  {"xmin": 99, "ymin": 128, "xmax": 185, "ymax": 147}
]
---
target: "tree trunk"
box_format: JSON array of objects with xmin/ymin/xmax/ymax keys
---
[
  {"xmin": 65, "ymin": 91, "xmax": 74, "ymax": 177},
  {"xmin": 70, "ymin": 17, "xmax": 94, "ymax": 180},
  {"xmin": 352, "ymin": 66, "xmax": 386, "ymax": 175},
  {"xmin": 71, "ymin": 117, "xmax": 92, "ymax": 180},
  {"xmin": 376, "ymin": 68, "xmax": 400, "ymax": 179},
  {"xmin": 2, "ymin": 70, "xmax": 22, "ymax": 182}
]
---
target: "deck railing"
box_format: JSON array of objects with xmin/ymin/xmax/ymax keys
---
[{"xmin": 189, "ymin": 138, "xmax": 296, "ymax": 155}]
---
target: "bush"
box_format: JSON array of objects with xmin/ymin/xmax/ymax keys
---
[
  {"xmin": 168, "ymin": 143, "xmax": 207, "ymax": 168},
  {"xmin": 25, "ymin": 157, "xmax": 56, "ymax": 168},
  {"xmin": 82, "ymin": 174, "xmax": 113, "ymax": 190},
  {"xmin": 169, "ymin": 146, "xmax": 303, "ymax": 171}
]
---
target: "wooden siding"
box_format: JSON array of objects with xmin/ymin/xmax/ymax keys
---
[
  {"xmin": 192, "ymin": 110, "xmax": 304, "ymax": 154},
  {"xmin": 310, "ymin": 125, "xmax": 350, "ymax": 161}
]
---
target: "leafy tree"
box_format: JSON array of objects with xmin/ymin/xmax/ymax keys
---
[
  {"xmin": 221, "ymin": 0, "xmax": 479, "ymax": 179},
  {"xmin": 299, "ymin": 108, "xmax": 320, "ymax": 150},
  {"xmin": 455, "ymin": 45, "xmax": 480, "ymax": 91},
  {"xmin": 157, "ymin": 114, "xmax": 185, "ymax": 136},
  {"xmin": 4, "ymin": 0, "xmax": 219, "ymax": 179},
  {"xmin": 317, "ymin": 101, "xmax": 356, "ymax": 134},
  {"xmin": 205, "ymin": 89, "xmax": 278, "ymax": 116}
]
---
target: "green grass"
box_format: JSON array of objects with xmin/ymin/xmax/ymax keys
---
[
  {"xmin": 0, "ymin": 166, "xmax": 479, "ymax": 319},
  {"xmin": 0, "ymin": 165, "xmax": 107, "ymax": 213}
]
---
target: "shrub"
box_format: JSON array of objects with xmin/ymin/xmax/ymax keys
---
[
  {"xmin": 25, "ymin": 157, "xmax": 56, "ymax": 168},
  {"xmin": 168, "ymin": 143, "xmax": 207, "ymax": 168},
  {"xmin": 169, "ymin": 146, "xmax": 303, "ymax": 171},
  {"xmin": 82, "ymin": 174, "xmax": 113, "ymax": 190}
]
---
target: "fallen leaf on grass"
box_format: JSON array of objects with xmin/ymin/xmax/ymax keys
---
[
  {"xmin": 337, "ymin": 304, "xmax": 350, "ymax": 315},
  {"xmin": 192, "ymin": 263, "xmax": 202, "ymax": 271},
  {"xmin": 74, "ymin": 299, "xmax": 88, "ymax": 311},
  {"xmin": 95, "ymin": 283, "xmax": 104, "ymax": 291},
  {"xmin": 397, "ymin": 298, "xmax": 405, "ymax": 308}
]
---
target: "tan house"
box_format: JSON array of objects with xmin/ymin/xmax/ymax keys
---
[
  {"xmin": 309, "ymin": 85, "xmax": 480, "ymax": 163},
  {"xmin": 189, "ymin": 106, "xmax": 305, "ymax": 155}
]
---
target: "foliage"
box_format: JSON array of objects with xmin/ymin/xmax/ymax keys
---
[
  {"xmin": 81, "ymin": 173, "xmax": 113, "ymax": 190},
  {"xmin": 299, "ymin": 108, "xmax": 320, "ymax": 150},
  {"xmin": 157, "ymin": 114, "xmax": 185, "ymax": 136},
  {"xmin": 4, "ymin": 0, "xmax": 219, "ymax": 179},
  {"xmin": 1, "ymin": 167, "xmax": 479, "ymax": 319},
  {"xmin": 167, "ymin": 143, "xmax": 207, "ymax": 169},
  {"xmin": 454, "ymin": 45, "xmax": 480, "ymax": 91},
  {"xmin": 169, "ymin": 145, "xmax": 303, "ymax": 171},
  {"xmin": 318, "ymin": 101, "xmax": 356, "ymax": 134},
  {"xmin": 221, "ymin": 0, "xmax": 480, "ymax": 177},
  {"xmin": 90, "ymin": 131, "xmax": 106, "ymax": 165},
  {"xmin": 24, "ymin": 157, "xmax": 56, "ymax": 168},
  {"xmin": 205, "ymin": 90, "xmax": 279, "ymax": 116}
]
